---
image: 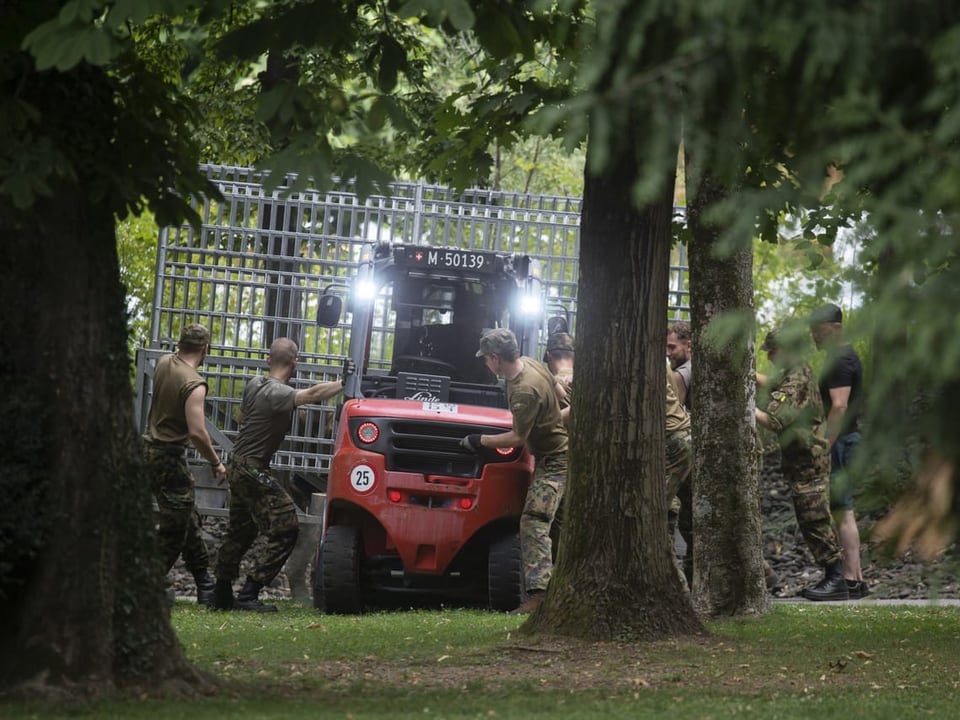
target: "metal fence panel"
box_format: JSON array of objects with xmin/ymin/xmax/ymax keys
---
[{"xmin": 135, "ymin": 164, "xmax": 690, "ymax": 483}]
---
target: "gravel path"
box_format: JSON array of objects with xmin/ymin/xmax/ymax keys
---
[
  {"xmin": 170, "ymin": 451, "xmax": 959, "ymax": 604},
  {"xmin": 761, "ymin": 451, "xmax": 958, "ymax": 601}
]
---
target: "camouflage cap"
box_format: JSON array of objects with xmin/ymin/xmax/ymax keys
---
[
  {"xmin": 475, "ymin": 328, "xmax": 518, "ymax": 357},
  {"xmin": 546, "ymin": 332, "xmax": 575, "ymax": 353},
  {"xmin": 179, "ymin": 323, "xmax": 211, "ymax": 348},
  {"xmin": 809, "ymin": 303, "xmax": 843, "ymax": 326}
]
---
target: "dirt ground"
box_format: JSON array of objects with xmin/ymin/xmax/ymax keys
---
[{"xmin": 232, "ymin": 634, "xmax": 724, "ymax": 694}]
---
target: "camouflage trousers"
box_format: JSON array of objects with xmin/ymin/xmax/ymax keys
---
[
  {"xmin": 521, "ymin": 453, "xmax": 567, "ymax": 593},
  {"xmin": 783, "ymin": 454, "xmax": 842, "ymax": 567},
  {"xmin": 665, "ymin": 429, "xmax": 693, "ymax": 579},
  {"xmin": 215, "ymin": 457, "xmax": 299, "ymax": 586},
  {"xmin": 144, "ymin": 442, "xmax": 209, "ymax": 575}
]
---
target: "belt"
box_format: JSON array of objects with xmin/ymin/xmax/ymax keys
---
[
  {"xmin": 142, "ymin": 439, "xmax": 187, "ymax": 455},
  {"xmin": 230, "ymin": 455, "xmax": 268, "ymax": 472}
]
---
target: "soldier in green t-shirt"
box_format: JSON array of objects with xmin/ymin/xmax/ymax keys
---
[
  {"xmin": 143, "ymin": 323, "xmax": 226, "ymax": 606},
  {"xmin": 213, "ymin": 338, "xmax": 349, "ymax": 612},
  {"xmin": 665, "ymin": 359, "xmax": 693, "ymax": 589},
  {"xmin": 462, "ymin": 328, "xmax": 568, "ymax": 615},
  {"xmin": 545, "ymin": 332, "xmax": 575, "ymax": 416}
]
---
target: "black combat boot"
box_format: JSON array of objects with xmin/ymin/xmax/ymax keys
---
[
  {"xmin": 802, "ymin": 561, "xmax": 850, "ymax": 602},
  {"xmin": 234, "ymin": 577, "xmax": 278, "ymax": 613},
  {"xmin": 193, "ymin": 569, "xmax": 216, "ymax": 607},
  {"xmin": 213, "ymin": 578, "xmax": 235, "ymax": 610}
]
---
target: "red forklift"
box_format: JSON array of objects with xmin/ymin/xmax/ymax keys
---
[{"xmin": 313, "ymin": 242, "xmax": 563, "ymax": 613}]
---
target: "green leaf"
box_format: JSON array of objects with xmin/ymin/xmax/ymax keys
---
[
  {"xmin": 22, "ymin": 31, "xmax": 60, "ymax": 71},
  {"xmin": 23, "ymin": 18, "xmax": 121, "ymax": 70},
  {"xmin": 703, "ymin": 309, "xmax": 755, "ymax": 364},
  {"xmin": 58, "ymin": 0, "xmax": 98, "ymax": 27},
  {"xmin": 52, "ymin": 27, "xmax": 116, "ymax": 70},
  {"xmin": 380, "ymin": 96, "xmax": 415, "ymax": 133},
  {"xmin": 341, "ymin": 153, "xmax": 394, "ymax": 200},
  {"xmin": 806, "ymin": 250, "xmax": 824, "ymax": 269},
  {"xmin": 255, "ymin": 84, "xmax": 295, "ymax": 124},
  {"xmin": 474, "ymin": 9, "xmax": 523, "ymax": 59},
  {"xmin": 509, "ymin": 91, "xmax": 537, "ymax": 115},
  {"xmin": 586, "ymin": 106, "xmax": 611, "ymax": 176},
  {"xmin": 85, "ymin": 28, "xmax": 114, "ymax": 65},
  {"xmin": 108, "ymin": 0, "xmax": 157, "ymax": 27},
  {"xmin": 367, "ymin": 96, "xmax": 388, "ymax": 131},
  {"xmin": 397, "ymin": 0, "xmax": 446, "ymax": 24},
  {"xmin": 446, "ymin": 0, "xmax": 476, "ymax": 31}
]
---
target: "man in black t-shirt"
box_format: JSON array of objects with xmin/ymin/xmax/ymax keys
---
[{"xmin": 810, "ymin": 303, "xmax": 868, "ymax": 599}]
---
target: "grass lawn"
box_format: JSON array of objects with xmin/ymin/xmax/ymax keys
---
[{"xmin": 5, "ymin": 601, "xmax": 959, "ymax": 719}]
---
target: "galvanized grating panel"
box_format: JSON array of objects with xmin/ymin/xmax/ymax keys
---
[{"xmin": 136, "ymin": 164, "xmax": 690, "ymax": 482}]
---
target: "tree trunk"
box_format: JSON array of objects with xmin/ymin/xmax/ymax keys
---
[
  {"xmin": 525, "ymin": 137, "xmax": 704, "ymax": 640},
  {"xmin": 0, "ymin": 68, "xmax": 212, "ymax": 697},
  {"xmin": 686, "ymin": 166, "xmax": 767, "ymax": 617}
]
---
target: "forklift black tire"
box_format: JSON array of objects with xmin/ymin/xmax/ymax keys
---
[
  {"xmin": 487, "ymin": 530, "xmax": 523, "ymax": 612},
  {"xmin": 318, "ymin": 525, "xmax": 364, "ymax": 614}
]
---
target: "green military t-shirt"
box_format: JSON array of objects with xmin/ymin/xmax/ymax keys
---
[
  {"xmin": 665, "ymin": 358, "xmax": 690, "ymax": 434},
  {"xmin": 506, "ymin": 356, "xmax": 568, "ymax": 457},
  {"xmin": 231, "ymin": 375, "xmax": 298, "ymax": 468},
  {"xmin": 555, "ymin": 369, "xmax": 573, "ymax": 410},
  {"xmin": 145, "ymin": 353, "xmax": 207, "ymax": 445}
]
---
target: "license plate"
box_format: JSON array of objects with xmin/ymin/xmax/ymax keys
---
[
  {"xmin": 396, "ymin": 247, "xmax": 499, "ymax": 273},
  {"xmin": 422, "ymin": 402, "xmax": 458, "ymax": 414}
]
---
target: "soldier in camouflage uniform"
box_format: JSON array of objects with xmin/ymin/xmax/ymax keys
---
[
  {"xmin": 143, "ymin": 323, "xmax": 227, "ymax": 606},
  {"xmin": 213, "ymin": 338, "xmax": 349, "ymax": 612},
  {"xmin": 755, "ymin": 328, "xmax": 848, "ymax": 601},
  {"xmin": 544, "ymin": 332, "xmax": 575, "ymax": 554},
  {"xmin": 463, "ymin": 329, "xmax": 568, "ymax": 615}
]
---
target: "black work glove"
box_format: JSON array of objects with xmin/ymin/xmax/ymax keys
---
[
  {"xmin": 341, "ymin": 358, "xmax": 356, "ymax": 386},
  {"xmin": 460, "ymin": 434, "xmax": 483, "ymax": 452}
]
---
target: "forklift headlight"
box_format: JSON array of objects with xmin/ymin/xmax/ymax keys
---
[
  {"xmin": 354, "ymin": 279, "xmax": 377, "ymax": 303},
  {"xmin": 519, "ymin": 294, "xmax": 542, "ymax": 316}
]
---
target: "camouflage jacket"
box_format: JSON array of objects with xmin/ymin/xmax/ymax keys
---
[{"xmin": 762, "ymin": 362, "xmax": 829, "ymax": 460}]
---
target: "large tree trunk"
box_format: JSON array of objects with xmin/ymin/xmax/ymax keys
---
[
  {"xmin": 0, "ymin": 64, "xmax": 211, "ymax": 697},
  {"xmin": 525, "ymin": 137, "xmax": 703, "ymax": 640},
  {"xmin": 686, "ymin": 166, "xmax": 767, "ymax": 617}
]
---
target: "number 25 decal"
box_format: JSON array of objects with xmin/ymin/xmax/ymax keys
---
[{"xmin": 350, "ymin": 464, "xmax": 376, "ymax": 493}]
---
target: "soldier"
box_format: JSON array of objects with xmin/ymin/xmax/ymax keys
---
[
  {"xmin": 544, "ymin": 332, "xmax": 574, "ymax": 552},
  {"xmin": 665, "ymin": 359, "xmax": 693, "ymax": 589},
  {"xmin": 143, "ymin": 323, "xmax": 226, "ymax": 606},
  {"xmin": 544, "ymin": 332, "xmax": 575, "ymax": 416},
  {"xmin": 667, "ymin": 321, "xmax": 693, "ymax": 411},
  {"xmin": 755, "ymin": 328, "xmax": 848, "ymax": 601},
  {"xmin": 462, "ymin": 329, "xmax": 568, "ymax": 615},
  {"xmin": 213, "ymin": 338, "xmax": 350, "ymax": 612}
]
